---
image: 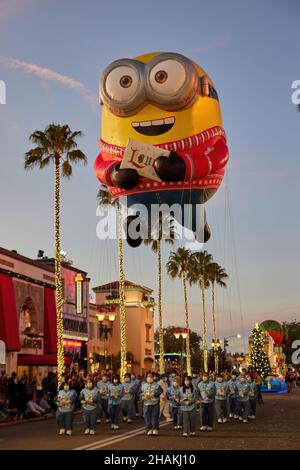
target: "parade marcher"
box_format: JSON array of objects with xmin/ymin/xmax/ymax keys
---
[
  {"xmin": 227, "ymin": 371, "xmax": 239, "ymax": 419},
  {"xmin": 158, "ymin": 374, "xmax": 172, "ymax": 422},
  {"xmin": 141, "ymin": 372, "xmax": 163, "ymax": 436},
  {"xmin": 96, "ymin": 373, "xmax": 111, "ymax": 423},
  {"xmin": 121, "ymin": 373, "xmax": 135, "ymax": 423},
  {"xmin": 55, "ymin": 381, "xmax": 77, "ymax": 435},
  {"xmin": 108, "ymin": 375, "xmax": 123, "ymax": 430},
  {"xmin": 166, "ymin": 376, "xmax": 182, "ymax": 429},
  {"xmin": 247, "ymin": 374, "xmax": 257, "ymax": 420},
  {"xmin": 214, "ymin": 373, "xmax": 229, "ymax": 423},
  {"xmin": 198, "ymin": 372, "xmax": 215, "ymax": 431},
  {"xmin": 179, "ymin": 376, "xmax": 197, "ymax": 438},
  {"xmin": 79, "ymin": 378, "xmax": 99, "ymax": 435},
  {"xmin": 236, "ymin": 375, "xmax": 250, "ymax": 423}
]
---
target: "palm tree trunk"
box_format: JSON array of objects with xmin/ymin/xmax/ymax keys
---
[
  {"xmin": 118, "ymin": 206, "xmax": 127, "ymax": 379},
  {"xmin": 54, "ymin": 157, "xmax": 64, "ymax": 389},
  {"xmin": 211, "ymin": 282, "xmax": 218, "ymax": 373},
  {"xmin": 157, "ymin": 240, "xmax": 165, "ymax": 374},
  {"xmin": 200, "ymin": 276, "xmax": 208, "ymax": 373},
  {"xmin": 182, "ymin": 271, "xmax": 191, "ymax": 376}
]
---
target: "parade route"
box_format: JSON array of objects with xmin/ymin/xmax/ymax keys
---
[{"xmin": 0, "ymin": 390, "xmax": 299, "ymax": 450}]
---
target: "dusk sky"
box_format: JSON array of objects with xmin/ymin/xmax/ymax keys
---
[{"xmin": 0, "ymin": 0, "xmax": 299, "ymax": 352}]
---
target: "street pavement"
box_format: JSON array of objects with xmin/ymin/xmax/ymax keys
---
[{"xmin": 0, "ymin": 390, "xmax": 299, "ymax": 450}]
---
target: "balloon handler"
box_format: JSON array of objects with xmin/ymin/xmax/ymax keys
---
[{"xmin": 94, "ymin": 52, "xmax": 229, "ymax": 247}]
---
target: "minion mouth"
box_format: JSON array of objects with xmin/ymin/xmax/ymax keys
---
[{"xmin": 131, "ymin": 117, "xmax": 175, "ymax": 136}]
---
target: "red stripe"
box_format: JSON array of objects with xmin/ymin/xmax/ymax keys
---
[{"xmin": 0, "ymin": 273, "xmax": 20, "ymax": 351}]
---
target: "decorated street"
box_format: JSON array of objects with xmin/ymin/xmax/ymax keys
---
[{"xmin": 0, "ymin": 390, "xmax": 299, "ymax": 451}]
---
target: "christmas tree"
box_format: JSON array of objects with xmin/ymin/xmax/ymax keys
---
[{"xmin": 248, "ymin": 324, "xmax": 271, "ymax": 378}]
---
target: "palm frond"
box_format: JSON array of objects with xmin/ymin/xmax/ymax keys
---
[
  {"xmin": 97, "ymin": 188, "xmax": 119, "ymax": 208},
  {"xmin": 61, "ymin": 160, "xmax": 73, "ymax": 178},
  {"xmin": 66, "ymin": 149, "xmax": 87, "ymax": 164}
]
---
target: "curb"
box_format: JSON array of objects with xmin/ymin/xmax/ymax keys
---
[{"xmin": 0, "ymin": 410, "xmax": 81, "ymax": 428}]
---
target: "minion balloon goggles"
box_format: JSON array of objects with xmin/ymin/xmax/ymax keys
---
[{"xmin": 99, "ymin": 52, "xmax": 219, "ymax": 118}]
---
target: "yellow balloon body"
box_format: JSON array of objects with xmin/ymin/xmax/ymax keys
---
[{"xmin": 100, "ymin": 52, "xmax": 223, "ymax": 147}]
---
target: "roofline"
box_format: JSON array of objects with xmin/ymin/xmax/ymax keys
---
[
  {"xmin": 92, "ymin": 281, "xmax": 153, "ymax": 294},
  {"xmin": 0, "ymin": 247, "xmax": 54, "ymax": 273},
  {"xmin": 0, "ymin": 247, "xmax": 88, "ymax": 277}
]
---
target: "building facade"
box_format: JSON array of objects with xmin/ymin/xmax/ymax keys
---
[
  {"xmin": 91, "ymin": 281, "xmax": 155, "ymax": 375},
  {"xmin": 0, "ymin": 247, "xmax": 89, "ymax": 379}
]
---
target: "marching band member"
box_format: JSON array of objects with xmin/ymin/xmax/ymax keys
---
[
  {"xmin": 79, "ymin": 378, "xmax": 99, "ymax": 435},
  {"xmin": 198, "ymin": 372, "xmax": 216, "ymax": 431}
]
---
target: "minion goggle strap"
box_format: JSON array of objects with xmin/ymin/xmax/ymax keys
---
[{"xmin": 99, "ymin": 53, "xmax": 218, "ymax": 117}]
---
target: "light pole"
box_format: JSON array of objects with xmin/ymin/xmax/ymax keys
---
[
  {"xmin": 211, "ymin": 338, "xmax": 221, "ymax": 373},
  {"xmin": 174, "ymin": 328, "xmax": 188, "ymax": 376},
  {"xmin": 221, "ymin": 334, "xmax": 241, "ymax": 371},
  {"xmin": 96, "ymin": 312, "xmax": 116, "ymax": 370}
]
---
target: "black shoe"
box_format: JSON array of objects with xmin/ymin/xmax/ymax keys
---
[
  {"xmin": 194, "ymin": 222, "xmax": 211, "ymax": 243},
  {"xmin": 125, "ymin": 215, "xmax": 143, "ymax": 248}
]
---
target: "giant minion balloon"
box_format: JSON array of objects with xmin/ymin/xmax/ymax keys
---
[{"xmin": 94, "ymin": 52, "xmax": 229, "ymax": 246}]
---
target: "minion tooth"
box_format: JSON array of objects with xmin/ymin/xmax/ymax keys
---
[
  {"xmin": 140, "ymin": 121, "xmax": 152, "ymax": 127},
  {"xmin": 164, "ymin": 117, "xmax": 175, "ymax": 124},
  {"xmin": 152, "ymin": 119, "xmax": 164, "ymax": 126},
  {"xmin": 132, "ymin": 122, "xmax": 139, "ymax": 127}
]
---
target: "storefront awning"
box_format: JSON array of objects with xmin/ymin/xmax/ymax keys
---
[
  {"xmin": 18, "ymin": 354, "xmax": 71, "ymax": 366},
  {"xmin": 44, "ymin": 287, "xmax": 57, "ymax": 354},
  {"xmin": 0, "ymin": 273, "xmax": 20, "ymax": 351}
]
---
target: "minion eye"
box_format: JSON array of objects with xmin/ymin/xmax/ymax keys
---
[
  {"xmin": 155, "ymin": 70, "xmax": 168, "ymax": 84},
  {"xmin": 105, "ymin": 65, "xmax": 139, "ymax": 102},
  {"xmin": 120, "ymin": 75, "xmax": 132, "ymax": 88},
  {"xmin": 149, "ymin": 60, "xmax": 186, "ymax": 95}
]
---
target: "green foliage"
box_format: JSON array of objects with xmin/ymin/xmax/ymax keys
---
[
  {"xmin": 248, "ymin": 324, "xmax": 271, "ymax": 378},
  {"xmin": 24, "ymin": 123, "xmax": 87, "ymax": 176},
  {"xmin": 154, "ymin": 326, "xmax": 201, "ymax": 357}
]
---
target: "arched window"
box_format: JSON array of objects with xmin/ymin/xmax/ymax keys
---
[{"xmin": 19, "ymin": 297, "xmax": 38, "ymax": 334}]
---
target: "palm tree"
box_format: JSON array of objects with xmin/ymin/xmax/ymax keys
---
[
  {"xmin": 97, "ymin": 188, "xmax": 127, "ymax": 379},
  {"xmin": 189, "ymin": 250, "xmax": 213, "ymax": 372},
  {"xmin": 24, "ymin": 123, "xmax": 87, "ymax": 387},
  {"xmin": 144, "ymin": 216, "xmax": 176, "ymax": 374},
  {"xmin": 166, "ymin": 247, "xmax": 192, "ymax": 375},
  {"xmin": 208, "ymin": 262, "xmax": 228, "ymax": 372}
]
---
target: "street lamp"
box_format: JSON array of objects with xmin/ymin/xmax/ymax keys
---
[
  {"xmin": 221, "ymin": 334, "xmax": 241, "ymax": 371},
  {"xmin": 174, "ymin": 328, "xmax": 189, "ymax": 376},
  {"xmin": 96, "ymin": 311, "xmax": 116, "ymax": 370},
  {"xmin": 211, "ymin": 338, "xmax": 221, "ymax": 374}
]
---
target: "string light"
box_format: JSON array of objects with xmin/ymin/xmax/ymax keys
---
[
  {"xmin": 118, "ymin": 207, "xmax": 127, "ymax": 379},
  {"xmin": 182, "ymin": 271, "xmax": 191, "ymax": 376},
  {"xmin": 157, "ymin": 240, "xmax": 165, "ymax": 374},
  {"xmin": 201, "ymin": 275, "xmax": 208, "ymax": 373},
  {"xmin": 55, "ymin": 160, "xmax": 64, "ymax": 389},
  {"xmin": 211, "ymin": 282, "xmax": 219, "ymax": 373},
  {"xmin": 248, "ymin": 324, "xmax": 271, "ymax": 378}
]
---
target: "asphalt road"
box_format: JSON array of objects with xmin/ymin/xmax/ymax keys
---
[{"xmin": 0, "ymin": 390, "xmax": 299, "ymax": 450}]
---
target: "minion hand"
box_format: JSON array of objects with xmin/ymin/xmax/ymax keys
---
[
  {"xmin": 154, "ymin": 151, "xmax": 186, "ymax": 182},
  {"xmin": 111, "ymin": 163, "xmax": 139, "ymax": 190}
]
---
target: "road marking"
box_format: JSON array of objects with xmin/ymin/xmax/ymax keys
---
[{"xmin": 73, "ymin": 422, "xmax": 170, "ymax": 451}]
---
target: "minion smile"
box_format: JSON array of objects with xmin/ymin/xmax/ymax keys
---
[{"xmin": 131, "ymin": 117, "xmax": 175, "ymax": 136}]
